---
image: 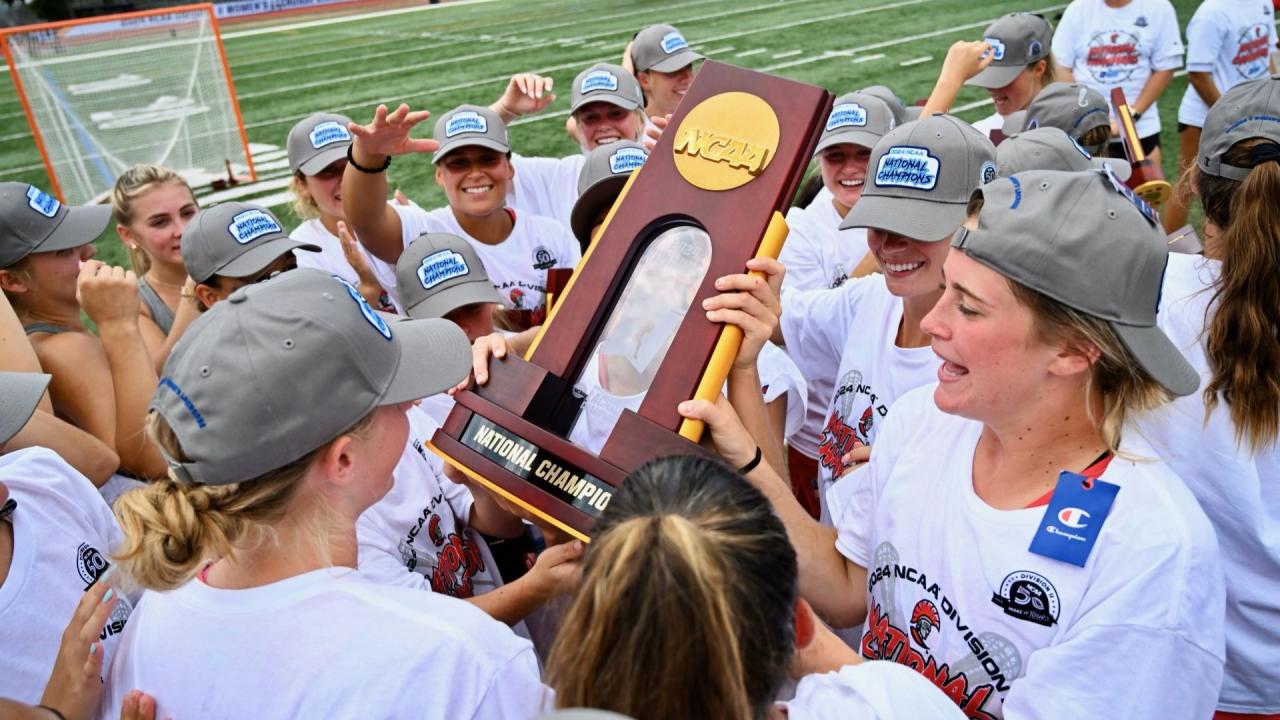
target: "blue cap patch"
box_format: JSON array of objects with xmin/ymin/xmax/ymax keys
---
[
  {"xmin": 608, "ymin": 146, "xmax": 648, "ymax": 174},
  {"xmin": 1069, "ymin": 136, "xmax": 1092, "ymax": 159},
  {"xmin": 445, "ymin": 111, "xmax": 488, "ymax": 138},
  {"xmin": 826, "ymin": 103, "xmax": 868, "ymax": 131},
  {"xmin": 227, "ymin": 209, "xmax": 282, "ymax": 245},
  {"xmin": 581, "ymin": 70, "xmax": 619, "ymax": 93},
  {"xmin": 309, "ymin": 121, "xmax": 351, "ymax": 149},
  {"xmin": 984, "ymin": 37, "xmax": 1006, "ymax": 61},
  {"xmin": 337, "ymin": 276, "xmax": 392, "ymax": 340},
  {"xmin": 980, "ymin": 160, "xmax": 997, "ymax": 184},
  {"xmin": 25, "ymin": 186, "xmax": 60, "ymax": 218},
  {"xmin": 875, "ymin": 146, "xmax": 940, "ymax": 190},
  {"xmin": 1029, "ymin": 40, "xmax": 1044, "ymax": 58},
  {"xmin": 661, "ymin": 31, "xmax": 689, "ymax": 54},
  {"xmin": 1102, "ymin": 166, "xmax": 1158, "ymax": 226},
  {"xmin": 417, "ymin": 249, "xmax": 470, "ymax": 290}
]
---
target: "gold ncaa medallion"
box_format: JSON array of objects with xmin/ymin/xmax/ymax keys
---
[{"xmin": 672, "ymin": 92, "xmax": 780, "ymax": 191}]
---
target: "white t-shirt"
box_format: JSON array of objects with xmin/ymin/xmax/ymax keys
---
[
  {"xmin": 0, "ymin": 448, "xmax": 132, "ymax": 704},
  {"xmin": 1138, "ymin": 254, "xmax": 1280, "ymax": 713},
  {"xmin": 835, "ymin": 386, "xmax": 1226, "ymax": 720},
  {"xmin": 291, "ymin": 206, "xmax": 411, "ymax": 314},
  {"xmin": 509, "ymin": 154, "xmax": 585, "ymax": 230},
  {"xmin": 781, "ymin": 278, "xmax": 939, "ymax": 521},
  {"xmin": 100, "ymin": 569, "xmax": 549, "ymax": 719},
  {"xmin": 1053, "ymin": 0, "xmax": 1185, "ymax": 138},
  {"xmin": 418, "ymin": 391, "xmax": 457, "ymax": 429},
  {"xmin": 786, "ymin": 662, "xmax": 967, "ymax": 720},
  {"xmin": 971, "ymin": 112, "xmax": 1006, "ymax": 142},
  {"xmin": 400, "ymin": 205, "xmax": 581, "ymax": 329},
  {"xmin": 780, "ymin": 197, "xmax": 869, "ymax": 295},
  {"xmin": 1177, "ymin": 0, "xmax": 1276, "ymax": 126}
]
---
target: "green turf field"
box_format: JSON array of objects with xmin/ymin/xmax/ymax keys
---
[{"xmin": 0, "ymin": 0, "xmax": 1213, "ymax": 267}]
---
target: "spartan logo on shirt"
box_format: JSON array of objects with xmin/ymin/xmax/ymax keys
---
[
  {"xmin": 817, "ymin": 369, "xmax": 887, "ymax": 477},
  {"xmin": 1233, "ymin": 23, "xmax": 1272, "ymax": 78},
  {"xmin": 398, "ymin": 492, "xmax": 488, "ymax": 599},
  {"xmin": 76, "ymin": 542, "xmax": 109, "ymax": 589},
  {"xmin": 532, "ymin": 245, "xmax": 557, "ymax": 270},
  {"xmin": 990, "ymin": 570, "xmax": 1060, "ymax": 627},
  {"xmin": 910, "ymin": 599, "xmax": 941, "ymax": 649},
  {"xmin": 1085, "ymin": 30, "xmax": 1141, "ymax": 83}
]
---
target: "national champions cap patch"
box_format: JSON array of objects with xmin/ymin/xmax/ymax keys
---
[
  {"xmin": 309, "ymin": 121, "xmax": 351, "ymax": 149},
  {"xmin": 608, "ymin": 146, "xmax": 648, "ymax": 174},
  {"xmin": 826, "ymin": 103, "xmax": 868, "ymax": 131},
  {"xmin": 337, "ymin": 276, "xmax": 392, "ymax": 340},
  {"xmin": 875, "ymin": 146, "xmax": 940, "ymax": 190},
  {"xmin": 581, "ymin": 70, "xmax": 619, "ymax": 93},
  {"xmin": 25, "ymin": 185, "xmax": 59, "ymax": 218},
  {"xmin": 227, "ymin": 209, "xmax": 282, "ymax": 245},
  {"xmin": 985, "ymin": 37, "xmax": 1007, "ymax": 61},
  {"xmin": 445, "ymin": 111, "xmax": 488, "ymax": 138},
  {"xmin": 661, "ymin": 31, "xmax": 689, "ymax": 54},
  {"xmin": 417, "ymin": 249, "xmax": 470, "ymax": 290}
]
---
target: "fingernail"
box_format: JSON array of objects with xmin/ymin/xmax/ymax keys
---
[
  {"xmin": 678, "ymin": 401, "xmax": 692, "ymax": 412},
  {"xmin": 573, "ymin": 541, "xmax": 584, "ymax": 551},
  {"xmin": 102, "ymin": 588, "xmax": 114, "ymax": 604},
  {"xmin": 701, "ymin": 298, "xmax": 712, "ymax": 308},
  {"xmin": 90, "ymin": 642, "xmax": 98, "ymax": 656}
]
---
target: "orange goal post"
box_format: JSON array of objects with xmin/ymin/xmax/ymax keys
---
[{"xmin": 1, "ymin": 4, "xmax": 255, "ymax": 205}]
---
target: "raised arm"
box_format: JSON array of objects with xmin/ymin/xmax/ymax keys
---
[
  {"xmin": 489, "ymin": 73, "xmax": 555, "ymax": 123},
  {"xmin": 920, "ymin": 40, "xmax": 995, "ymax": 118}
]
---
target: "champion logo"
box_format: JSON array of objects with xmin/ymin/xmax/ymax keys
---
[
  {"xmin": 660, "ymin": 31, "xmax": 689, "ymax": 54},
  {"xmin": 826, "ymin": 102, "xmax": 868, "ymax": 131},
  {"xmin": 336, "ymin": 276, "xmax": 392, "ymax": 340},
  {"xmin": 875, "ymin": 145, "xmax": 939, "ymax": 190},
  {"xmin": 984, "ymin": 37, "xmax": 1006, "ymax": 61},
  {"xmin": 1057, "ymin": 507, "xmax": 1090, "ymax": 529},
  {"xmin": 581, "ymin": 70, "xmax": 619, "ymax": 93},
  {"xmin": 608, "ymin": 146, "xmax": 648, "ymax": 174},
  {"xmin": 308, "ymin": 121, "xmax": 351, "ymax": 149},
  {"xmin": 445, "ymin": 111, "xmax": 488, "ymax": 138},
  {"xmin": 227, "ymin": 209, "xmax": 282, "ymax": 245},
  {"xmin": 417, "ymin": 249, "xmax": 469, "ymax": 289},
  {"xmin": 25, "ymin": 186, "xmax": 60, "ymax": 218}
]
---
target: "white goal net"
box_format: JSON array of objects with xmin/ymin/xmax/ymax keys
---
[{"xmin": 2, "ymin": 4, "xmax": 254, "ymax": 205}]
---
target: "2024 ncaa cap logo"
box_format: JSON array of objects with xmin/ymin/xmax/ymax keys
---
[
  {"xmin": 875, "ymin": 146, "xmax": 940, "ymax": 190},
  {"xmin": 661, "ymin": 31, "xmax": 689, "ymax": 54},
  {"xmin": 445, "ymin": 111, "xmax": 488, "ymax": 138},
  {"xmin": 26, "ymin": 185, "xmax": 60, "ymax": 218},
  {"xmin": 609, "ymin": 146, "xmax": 648, "ymax": 174},
  {"xmin": 227, "ymin": 209, "xmax": 282, "ymax": 245},
  {"xmin": 581, "ymin": 70, "xmax": 619, "ymax": 93},
  {"xmin": 309, "ymin": 121, "xmax": 351, "ymax": 149},
  {"xmin": 417, "ymin": 249, "xmax": 470, "ymax": 290},
  {"xmin": 826, "ymin": 103, "xmax": 868, "ymax": 131}
]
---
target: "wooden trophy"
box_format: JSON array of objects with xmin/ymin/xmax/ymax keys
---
[
  {"xmin": 1111, "ymin": 87, "xmax": 1172, "ymax": 208},
  {"xmin": 1167, "ymin": 224, "xmax": 1203, "ymax": 255},
  {"xmin": 429, "ymin": 61, "xmax": 832, "ymax": 541}
]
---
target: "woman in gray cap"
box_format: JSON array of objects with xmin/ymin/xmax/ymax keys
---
[
  {"xmin": 1143, "ymin": 76, "xmax": 1280, "ymax": 717},
  {"xmin": 688, "ymin": 169, "xmax": 1225, "ymax": 719},
  {"xmin": 102, "ymin": 269, "xmax": 549, "ymax": 718}
]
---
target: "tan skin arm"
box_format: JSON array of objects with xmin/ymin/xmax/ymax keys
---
[
  {"xmin": 1186, "ymin": 71, "xmax": 1220, "ymax": 108},
  {"xmin": 465, "ymin": 540, "xmax": 583, "ymax": 625},
  {"xmin": 0, "ymin": 293, "xmax": 52, "ymax": 414},
  {"xmin": 342, "ymin": 104, "xmax": 437, "ymax": 265},
  {"xmin": 920, "ymin": 41, "xmax": 995, "ymax": 118},
  {"xmin": 7, "ymin": 410, "xmax": 119, "ymax": 486},
  {"xmin": 34, "ymin": 332, "xmax": 117, "ymax": 448},
  {"xmin": 137, "ymin": 279, "xmax": 200, "ymax": 374},
  {"xmin": 1132, "ymin": 69, "xmax": 1174, "ymax": 117}
]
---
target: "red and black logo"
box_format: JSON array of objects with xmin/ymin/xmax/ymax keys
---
[{"xmin": 910, "ymin": 599, "xmax": 940, "ymax": 649}]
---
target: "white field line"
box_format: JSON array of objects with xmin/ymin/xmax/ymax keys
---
[
  {"xmin": 704, "ymin": 46, "xmax": 735, "ymax": 55},
  {"xmin": 696, "ymin": 0, "xmax": 935, "ymax": 45},
  {"xmin": 772, "ymin": 49, "xmax": 803, "ymax": 60},
  {"xmin": 899, "ymin": 56, "xmax": 932, "ymax": 67},
  {"xmin": 219, "ymin": 0, "xmax": 501, "ymax": 39},
  {"xmin": 734, "ymin": 48, "xmax": 768, "ymax": 58}
]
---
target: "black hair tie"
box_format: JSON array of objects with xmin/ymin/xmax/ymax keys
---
[{"xmin": 1246, "ymin": 142, "xmax": 1280, "ymax": 167}]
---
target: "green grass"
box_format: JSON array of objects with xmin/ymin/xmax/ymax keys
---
[{"xmin": 0, "ymin": 0, "xmax": 1211, "ymax": 268}]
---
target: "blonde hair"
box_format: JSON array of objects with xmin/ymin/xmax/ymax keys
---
[
  {"xmin": 113, "ymin": 409, "xmax": 377, "ymax": 591},
  {"xmin": 547, "ymin": 456, "xmax": 796, "ymax": 720},
  {"xmin": 290, "ymin": 171, "xmax": 320, "ymax": 221},
  {"xmin": 111, "ymin": 165, "xmax": 195, "ymax": 277}
]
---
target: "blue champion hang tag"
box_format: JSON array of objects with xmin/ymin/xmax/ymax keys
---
[
  {"xmin": 1102, "ymin": 166, "xmax": 1158, "ymax": 227},
  {"xmin": 826, "ymin": 103, "xmax": 868, "ymax": 131},
  {"xmin": 1028, "ymin": 471, "xmax": 1120, "ymax": 567}
]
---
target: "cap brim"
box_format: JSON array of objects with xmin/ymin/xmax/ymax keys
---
[
  {"xmin": 647, "ymin": 50, "xmax": 702, "ymax": 73},
  {"xmin": 967, "ymin": 64, "xmax": 1024, "ymax": 89},
  {"xmin": 1002, "ymin": 111, "xmax": 1028, "ymax": 136},
  {"xmin": 38, "ymin": 205, "xmax": 111, "ymax": 253},
  {"xmin": 813, "ymin": 129, "xmax": 883, "ymax": 156},
  {"xmin": 297, "ymin": 145, "xmax": 349, "ymax": 176},
  {"xmin": 1111, "ymin": 321, "xmax": 1200, "ymax": 397},
  {"xmin": 570, "ymin": 93, "xmax": 641, "ymax": 114},
  {"xmin": 404, "ymin": 280, "xmax": 505, "ymax": 320},
  {"xmin": 842, "ymin": 193, "xmax": 966, "ymax": 241},
  {"xmin": 380, "ymin": 316, "xmax": 472, "ymax": 402},
  {"xmin": 432, "ymin": 138, "xmax": 511, "ymax": 164},
  {"xmin": 0, "ymin": 372, "xmax": 50, "ymax": 444},
  {"xmin": 218, "ymin": 238, "xmax": 320, "ymax": 278},
  {"xmin": 570, "ymin": 175, "xmax": 628, "ymax": 245},
  {"xmin": 1094, "ymin": 157, "xmax": 1131, "ymax": 182}
]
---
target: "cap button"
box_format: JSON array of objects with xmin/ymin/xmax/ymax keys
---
[{"xmin": 228, "ymin": 287, "xmax": 249, "ymax": 304}]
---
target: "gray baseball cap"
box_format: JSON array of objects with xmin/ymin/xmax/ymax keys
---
[
  {"xmin": 953, "ymin": 169, "xmax": 1198, "ymax": 396},
  {"xmin": 571, "ymin": 140, "xmax": 649, "ymax": 244},
  {"xmin": 997, "ymin": 127, "xmax": 1131, "ymax": 180},
  {"xmin": 182, "ymin": 202, "xmax": 319, "ymax": 284},
  {"xmin": 859, "ymin": 85, "xmax": 910, "ymax": 125},
  {"xmin": 0, "ymin": 371, "xmax": 50, "ymax": 445},
  {"xmin": 396, "ymin": 232, "xmax": 504, "ymax": 320},
  {"xmin": 153, "ymin": 268, "xmax": 472, "ymax": 486},
  {"xmin": 432, "ymin": 104, "xmax": 511, "ymax": 164},
  {"xmin": 815, "ymin": 92, "xmax": 897, "ymax": 155},
  {"xmin": 843, "ymin": 114, "xmax": 997, "ymax": 240},
  {"xmin": 1199, "ymin": 75, "xmax": 1280, "ymax": 181},
  {"xmin": 1002, "ymin": 82, "xmax": 1110, "ymax": 139},
  {"xmin": 0, "ymin": 183, "xmax": 110, "ymax": 268},
  {"xmin": 631, "ymin": 24, "xmax": 702, "ymax": 73},
  {"xmin": 571, "ymin": 63, "xmax": 645, "ymax": 114},
  {"xmin": 287, "ymin": 112, "xmax": 354, "ymax": 175},
  {"xmin": 968, "ymin": 13, "xmax": 1053, "ymax": 89}
]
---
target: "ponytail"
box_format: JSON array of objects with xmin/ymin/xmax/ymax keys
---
[{"xmin": 1199, "ymin": 140, "xmax": 1280, "ymax": 452}]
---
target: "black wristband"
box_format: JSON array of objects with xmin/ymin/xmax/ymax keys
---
[
  {"xmin": 346, "ymin": 144, "xmax": 391, "ymax": 174},
  {"xmin": 37, "ymin": 706, "xmax": 67, "ymax": 720},
  {"xmin": 1131, "ymin": 111, "xmax": 1143, "ymax": 121},
  {"xmin": 737, "ymin": 446, "xmax": 763, "ymax": 475}
]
